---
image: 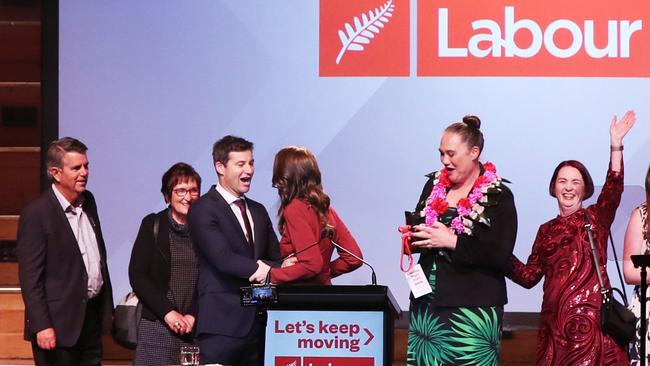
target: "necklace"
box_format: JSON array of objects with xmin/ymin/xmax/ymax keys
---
[{"xmin": 424, "ymin": 162, "xmax": 501, "ymax": 235}]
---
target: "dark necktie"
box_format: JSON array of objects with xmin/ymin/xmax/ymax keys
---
[{"xmin": 234, "ymin": 198, "xmax": 254, "ymax": 246}]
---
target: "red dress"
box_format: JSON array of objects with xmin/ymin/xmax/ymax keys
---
[
  {"xmin": 269, "ymin": 199, "xmax": 363, "ymax": 285},
  {"xmin": 509, "ymin": 167, "xmax": 628, "ymax": 366}
]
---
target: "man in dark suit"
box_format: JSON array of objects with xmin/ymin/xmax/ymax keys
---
[
  {"xmin": 16, "ymin": 137, "xmax": 113, "ymax": 366},
  {"xmin": 188, "ymin": 135, "xmax": 280, "ymax": 365}
]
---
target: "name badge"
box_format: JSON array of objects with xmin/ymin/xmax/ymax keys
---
[{"xmin": 405, "ymin": 264, "xmax": 432, "ymax": 298}]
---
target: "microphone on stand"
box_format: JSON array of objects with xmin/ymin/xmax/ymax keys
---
[{"xmin": 322, "ymin": 226, "xmax": 377, "ymax": 286}]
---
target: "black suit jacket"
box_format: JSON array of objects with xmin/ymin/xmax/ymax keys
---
[
  {"xmin": 16, "ymin": 188, "xmax": 114, "ymax": 346},
  {"xmin": 128, "ymin": 209, "xmax": 197, "ymax": 321},
  {"xmin": 188, "ymin": 186, "xmax": 280, "ymax": 338}
]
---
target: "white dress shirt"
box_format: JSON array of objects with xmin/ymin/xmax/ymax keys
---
[
  {"xmin": 52, "ymin": 184, "xmax": 104, "ymax": 298},
  {"xmin": 215, "ymin": 182, "xmax": 255, "ymax": 243}
]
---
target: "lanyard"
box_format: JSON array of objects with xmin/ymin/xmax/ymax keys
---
[{"xmin": 398, "ymin": 226, "xmax": 415, "ymax": 272}]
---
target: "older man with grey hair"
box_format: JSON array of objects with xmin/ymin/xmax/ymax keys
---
[{"xmin": 17, "ymin": 137, "xmax": 113, "ymax": 366}]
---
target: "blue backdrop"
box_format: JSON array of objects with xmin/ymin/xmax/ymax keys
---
[{"xmin": 59, "ymin": 0, "xmax": 650, "ymax": 311}]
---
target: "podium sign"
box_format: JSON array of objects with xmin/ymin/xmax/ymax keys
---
[
  {"xmin": 265, "ymin": 310, "xmax": 384, "ymax": 366},
  {"xmin": 262, "ymin": 285, "xmax": 400, "ymax": 366}
]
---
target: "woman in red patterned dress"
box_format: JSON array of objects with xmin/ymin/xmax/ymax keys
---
[{"xmin": 508, "ymin": 110, "xmax": 636, "ymax": 365}]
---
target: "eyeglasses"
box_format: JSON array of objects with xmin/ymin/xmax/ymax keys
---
[{"xmin": 173, "ymin": 188, "xmax": 200, "ymax": 198}]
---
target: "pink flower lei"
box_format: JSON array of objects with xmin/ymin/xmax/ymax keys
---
[{"xmin": 424, "ymin": 162, "xmax": 500, "ymax": 235}]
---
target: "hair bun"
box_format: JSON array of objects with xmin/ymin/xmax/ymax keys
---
[{"xmin": 462, "ymin": 115, "xmax": 481, "ymax": 130}]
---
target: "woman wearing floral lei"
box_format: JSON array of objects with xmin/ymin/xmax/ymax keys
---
[{"xmin": 404, "ymin": 115, "xmax": 518, "ymax": 366}]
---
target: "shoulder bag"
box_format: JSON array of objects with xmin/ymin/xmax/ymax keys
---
[{"xmin": 584, "ymin": 211, "xmax": 636, "ymax": 347}]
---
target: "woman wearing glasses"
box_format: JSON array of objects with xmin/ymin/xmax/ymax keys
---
[{"xmin": 128, "ymin": 162, "xmax": 202, "ymax": 366}]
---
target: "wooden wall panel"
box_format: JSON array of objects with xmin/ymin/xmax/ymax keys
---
[
  {"xmin": 0, "ymin": 149, "xmax": 40, "ymax": 215},
  {"xmin": 0, "ymin": 1, "xmax": 41, "ymax": 22},
  {"xmin": 0, "ymin": 82, "xmax": 40, "ymax": 147},
  {"xmin": 0, "ymin": 22, "xmax": 40, "ymax": 82},
  {"xmin": 0, "ymin": 334, "xmax": 31, "ymax": 360},
  {"xmin": 0, "ymin": 82, "xmax": 39, "ymax": 105},
  {"xmin": 0, "ymin": 216, "xmax": 18, "ymax": 241},
  {"xmin": 0, "ymin": 262, "xmax": 18, "ymax": 286},
  {"xmin": 0, "ymin": 292, "xmax": 23, "ymax": 333},
  {"xmin": 0, "ymin": 291, "xmax": 31, "ymax": 360}
]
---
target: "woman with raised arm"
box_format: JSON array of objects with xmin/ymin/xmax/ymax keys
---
[{"xmin": 508, "ymin": 110, "xmax": 636, "ymax": 365}]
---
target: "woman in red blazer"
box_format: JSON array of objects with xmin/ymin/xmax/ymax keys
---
[{"xmin": 269, "ymin": 146, "xmax": 363, "ymax": 285}]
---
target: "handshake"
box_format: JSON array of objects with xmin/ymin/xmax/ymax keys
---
[
  {"xmin": 242, "ymin": 260, "xmax": 280, "ymax": 307},
  {"xmin": 249, "ymin": 260, "xmax": 271, "ymax": 283},
  {"xmin": 248, "ymin": 256, "xmax": 299, "ymax": 284}
]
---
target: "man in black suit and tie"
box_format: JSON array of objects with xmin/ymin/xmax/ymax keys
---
[
  {"xmin": 16, "ymin": 137, "xmax": 113, "ymax": 366},
  {"xmin": 188, "ymin": 135, "xmax": 280, "ymax": 365}
]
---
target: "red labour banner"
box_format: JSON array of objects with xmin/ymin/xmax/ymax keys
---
[{"xmin": 417, "ymin": 0, "xmax": 650, "ymax": 76}]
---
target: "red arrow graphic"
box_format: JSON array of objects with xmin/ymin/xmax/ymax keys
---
[{"xmin": 363, "ymin": 328, "xmax": 375, "ymax": 345}]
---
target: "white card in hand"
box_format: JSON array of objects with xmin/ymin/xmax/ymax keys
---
[{"xmin": 405, "ymin": 264, "xmax": 432, "ymax": 298}]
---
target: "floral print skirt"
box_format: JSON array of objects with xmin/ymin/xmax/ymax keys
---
[{"xmin": 407, "ymin": 301, "xmax": 503, "ymax": 366}]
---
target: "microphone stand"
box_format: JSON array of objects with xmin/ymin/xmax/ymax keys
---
[
  {"xmin": 280, "ymin": 227, "xmax": 333, "ymax": 262},
  {"xmin": 632, "ymin": 254, "xmax": 650, "ymax": 366},
  {"xmin": 328, "ymin": 235, "xmax": 377, "ymax": 286},
  {"xmin": 282, "ymin": 226, "xmax": 377, "ymax": 285}
]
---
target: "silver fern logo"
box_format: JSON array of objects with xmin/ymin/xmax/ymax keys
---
[{"xmin": 335, "ymin": 0, "xmax": 395, "ymax": 64}]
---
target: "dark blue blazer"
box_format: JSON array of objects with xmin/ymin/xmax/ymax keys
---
[
  {"xmin": 188, "ymin": 186, "xmax": 280, "ymax": 337},
  {"xmin": 16, "ymin": 188, "xmax": 114, "ymax": 346}
]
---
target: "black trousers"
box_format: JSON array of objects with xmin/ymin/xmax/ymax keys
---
[
  {"xmin": 197, "ymin": 320, "xmax": 261, "ymax": 366},
  {"xmin": 32, "ymin": 296, "xmax": 103, "ymax": 366}
]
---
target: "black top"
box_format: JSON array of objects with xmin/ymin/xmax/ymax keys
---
[
  {"xmin": 412, "ymin": 171, "xmax": 518, "ymax": 307},
  {"xmin": 166, "ymin": 210, "xmax": 198, "ymax": 315},
  {"xmin": 129, "ymin": 209, "xmax": 197, "ymax": 321}
]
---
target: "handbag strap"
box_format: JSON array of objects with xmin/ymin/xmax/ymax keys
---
[
  {"xmin": 153, "ymin": 214, "xmax": 168, "ymax": 263},
  {"xmin": 153, "ymin": 212, "xmax": 180, "ymax": 308},
  {"xmin": 608, "ymin": 232, "xmax": 629, "ymax": 306},
  {"xmin": 583, "ymin": 210, "xmax": 630, "ymax": 306},
  {"xmin": 583, "ymin": 211, "xmax": 608, "ymax": 295}
]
